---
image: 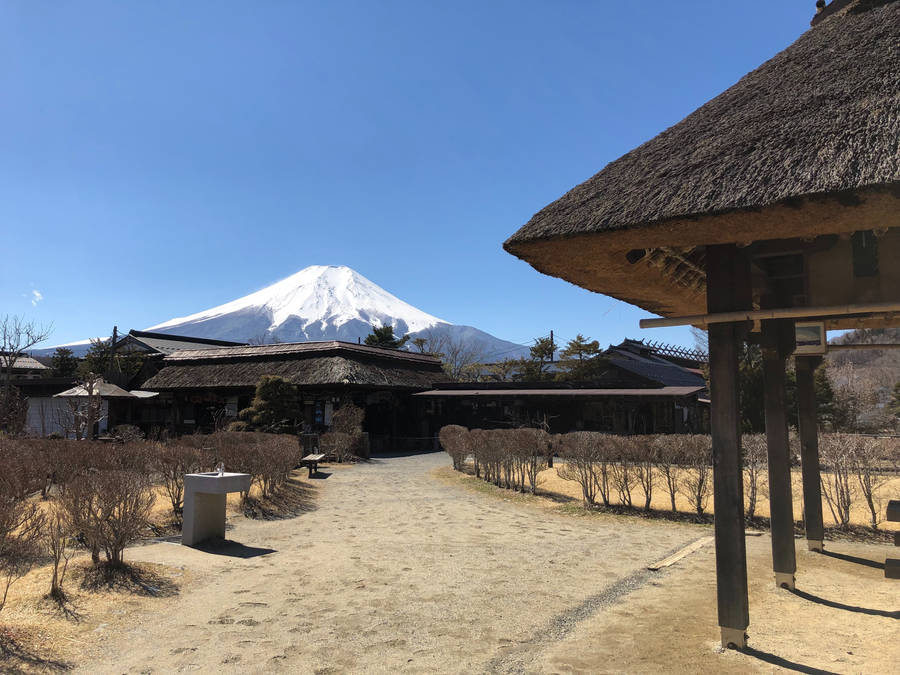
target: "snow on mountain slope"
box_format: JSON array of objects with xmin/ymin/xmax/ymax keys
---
[
  {"xmin": 144, "ymin": 265, "xmax": 529, "ymax": 359},
  {"xmin": 149, "ymin": 265, "xmax": 448, "ymax": 339},
  {"xmin": 33, "ymin": 266, "xmax": 529, "ymax": 360}
]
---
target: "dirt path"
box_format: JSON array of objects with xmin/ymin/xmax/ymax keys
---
[{"xmin": 75, "ymin": 452, "xmax": 698, "ymax": 674}]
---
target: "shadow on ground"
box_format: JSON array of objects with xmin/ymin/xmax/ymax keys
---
[
  {"xmin": 0, "ymin": 628, "xmax": 73, "ymax": 673},
  {"xmin": 742, "ymin": 646, "xmax": 840, "ymax": 675},
  {"xmin": 821, "ymin": 549, "xmax": 885, "ymax": 570},
  {"xmin": 789, "ymin": 587, "xmax": 899, "ymax": 619},
  {"xmin": 241, "ymin": 476, "xmax": 318, "ymax": 520},
  {"xmin": 79, "ymin": 562, "xmax": 180, "ymax": 598},
  {"xmin": 192, "ymin": 539, "xmax": 276, "ymax": 559}
]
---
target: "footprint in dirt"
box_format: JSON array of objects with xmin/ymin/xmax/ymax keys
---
[{"xmin": 170, "ymin": 647, "xmax": 197, "ymax": 655}]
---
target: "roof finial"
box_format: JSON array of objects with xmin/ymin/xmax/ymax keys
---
[{"xmin": 816, "ymin": 0, "xmax": 826, "ymax": 11}]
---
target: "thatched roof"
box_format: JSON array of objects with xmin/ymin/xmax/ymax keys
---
[
  {"xmin": 142, "ymin": 341, "xmax": 447, "ymax": 391},
  {"xmin": 504, "ymin": 1, "xmax": 900, "ymax": 317}
]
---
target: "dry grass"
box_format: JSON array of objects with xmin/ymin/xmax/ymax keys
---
[
  {"xmin": 448, "ymin": 461, "xmax": 900, "ymax": 538},
  {"xmin": 0, "ymin": 557, "xmax": 189, "ymax": 673},
  {"xmin": 2, "ymin": 466, "xmax": 326, "ymax": 673}
]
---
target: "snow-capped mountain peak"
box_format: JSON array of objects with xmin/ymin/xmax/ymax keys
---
[
  {"xmin": 37, "ymin": 265, "xmax": 528, "ymax": 361},
  {"xmin": 148, "ymin": 265, "xmax": 449, "ymax": 341}
]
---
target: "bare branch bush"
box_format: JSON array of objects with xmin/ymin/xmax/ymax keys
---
[
  {"xmin": 652, "ymin": 435, "xmax": 683, "ymax": 512},
  {"xmin": 819, "ymin": 433, "xmax": 854, "ymax": 528},
  {"xmin": 742, "ymin": 433, "xmax": 768, "ymax": 519},
  {"xmin": 43, "ymin": 502, "xmax": 75, "ymax": 602},
  {"xmin": 556, "ymin": 431, "xmax": 603, "ymax": 508},
  {"xmin": 515, "ymin": 427, "xmax": 548, "ymax": 494},
  {"xmin": 608, "ymin": 435, "xmax": 637, "ymax": 508},
  {"xmin": 439, "ymin": 425, "xmax": 469, "ymax": 471},
  {"xmin": 0, "ymin": 453, "xmax": 44, "ymax": 615},
  {"xmin": 152, "ymin": 442, "xmax": 202, "ymax": 518},
  {"xmin": 851, "ymin": 435, "xmax": 891, "ymax": 529},
  {"xmin": 678, "ymin": 435, "xmax": 712, "ymax": 516},
  {"xmin": 632, "ymin": 436, "xmax": 656, "ymax": 511}
]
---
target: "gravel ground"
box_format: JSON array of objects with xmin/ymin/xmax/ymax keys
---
[{"xmin": 73, "ymin": 452, "xmax": 699, "ymax": 674}]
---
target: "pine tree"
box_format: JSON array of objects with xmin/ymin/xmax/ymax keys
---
[
  {"xmin": 238, "ymin": 375, "xmax": 299, "ymax": 433},
  {"xmin": 557, "ymin": 334, "xmax": 605, "ymax": 381},
  {"xmin": 50, "ymin": 347, "xmax": 78, "ymax": 377},
  {"xmin": 559, "ymin": 334, "xmax": 600, "ymax": 361},
  {"xmin": 364, "ymin": 325, "xmax": 409, "ymax": 350}
]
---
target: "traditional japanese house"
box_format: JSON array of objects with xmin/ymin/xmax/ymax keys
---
[
  {"xmin": 503, "ymin": 0, "xmax": 900, "ymax": 649},
  {"xmin": 415, "ymin": 339, "xmax": 708, "ymax": 434},
  {"xmin": 141, "ymin": 341, "xmax": 449, "ymax": 450}
]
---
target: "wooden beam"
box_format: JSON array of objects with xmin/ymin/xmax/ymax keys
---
[
  {"xmin": 762, "ymin": 319, "xmax": 797, "ymax": 589},
  {"xmin": 639, "ymin": 301, "xmax": 900, "ymax": 329},
  {"xmin": 796, "ymin": 356, "xmax": 825, "ymax": 551},
  {"xmin": 706, "ymin": 244, "xmax": 750, "ymax": 650}
]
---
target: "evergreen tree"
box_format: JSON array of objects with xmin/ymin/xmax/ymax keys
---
[
  {"xmin": 364, "ymin": 324, "xmax": 409, "ymax": 350},
  {"xmin": 238, "ymin": 375, "xmax": 299, "ymax": 433},
  {"xmin": 78, "ymin": 337, "xmax": 144, "ymax": 384},
  {"xmin": 50, "ymin": 347, "xmax": 78, "ymax": 377},
  {"xmin": 528, "ymin": 336, "xmax": 557, "ymax": 378},
  {"xmin": 559, "ymin": 334, "xmax": 600, "ymax": 361},
  {"xmin": 557, "ymin": 334, "xmax": 605, "ymax": 381}
]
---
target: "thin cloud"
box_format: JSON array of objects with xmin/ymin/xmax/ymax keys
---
[{"xmin": 31, "ymin": 289, "xmax": 43, "ymax": 306}]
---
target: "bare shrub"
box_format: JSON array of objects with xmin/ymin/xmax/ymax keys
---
[
  {"xmin": 515, "ymin": 427, "xmax": 549, "ymax": 494},
  {"xmin": 439, "ymin": 425, "xmax": 469, "ymax": 471},
  {"xmin": 319, "ymin": 431, "xmax": 359, "ymax": 464},
  {"xmin": 851, "ymin": 435, "xmax": 891, "ymax": 529},
  {"xmin": 111, "ymin": 424, "xmax": 145, "ymax": 443},
  {"xmin": 557, "ymin": 431, "xmax": 603, "ymax": 508},
  {"xmin": 60, "ymin": 467, "xmax": 153, "ymax": 567},
  {"xmin": 819, "ymin": 433, "xmax": 854, "ymax": 528},
  {"xmin": 632, "ymin": 436, "xmax": 656, "ymax": 511},
  {"xmin": 678, "ymin": 435, "xmax": 712, "ymax": 516},
  {"xmin": 43, "ymin": 503, "xmax": 75, "ymax": 602},
  {"xmin": 653, "ymin": 435, "xmax": 684, "ymax": 512},
  {"xmin": 256, "ymin": 434, "xmax": 298, "ymax": 498},
  {"xmin": 742, "ymin": 434, "xmax": 768, "ymax": 519},
  {"xmin": 609, "ymin": 436, "xmax": 638, "ymax": 508},
  {"xmin": 331, "ymin": 401, "xmax": 365, "ymax": 435},
  {"xmin": 0, "ymin": 462, "xmax": 44, "ymax": 615},
  {"xmin": 153, "ymin": 442, "xmax": 202, "ymax": 518}
]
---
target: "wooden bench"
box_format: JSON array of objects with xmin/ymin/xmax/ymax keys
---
[
  {"xmin": 300, "ymin": 453, "xmax": 326, "ymax": 477},
  {"xmin": 886, "ymin": 500, "xmax": 899, "ymax": 579}
]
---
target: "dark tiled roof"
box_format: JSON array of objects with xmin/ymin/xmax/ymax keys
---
[{"xmin": 414, "ymin": 386, "xmax": 704, "ymax": 398}]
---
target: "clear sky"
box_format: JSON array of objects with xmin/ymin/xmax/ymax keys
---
[{"xmin": 1, "ymin": 1, "xmax": 815, "ymax": 352}]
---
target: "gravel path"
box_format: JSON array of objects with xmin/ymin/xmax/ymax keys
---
[{"xmin": 76, "ymin": 452, "xmax": 698, "ymax": 674}]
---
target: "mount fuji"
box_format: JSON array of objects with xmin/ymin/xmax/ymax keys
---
[{"xmin": 41, "ymin": 266, "xmax": 528, "ymax": 360}]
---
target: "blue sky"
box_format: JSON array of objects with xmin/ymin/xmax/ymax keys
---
[{"xmin": 1, "ymin": 1, "xmax": 814, "ymax": 352}]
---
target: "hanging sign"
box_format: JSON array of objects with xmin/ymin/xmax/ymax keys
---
[{"xmin": 794, "ymin": 321, "xmax": 827, "ymax": 355}]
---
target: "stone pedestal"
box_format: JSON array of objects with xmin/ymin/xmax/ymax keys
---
[{"xmin": 182, "ymin": 472, "xmax": 252, "ymax": 546}]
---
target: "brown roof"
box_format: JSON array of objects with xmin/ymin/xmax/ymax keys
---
[
  {"xmin": 142, "ymin": 342, "xmax": 447, "ymax": 391},
  {"xmin": 504, "ymin": 1, "xmax": 900, "ymax": 318},
  {"xmin": 164, "ymin": 341, "xmax": 442, "ymax": 366},
  {"xmin": 414, "ymin": 386, "xmax": 704, "ymax": 398}
]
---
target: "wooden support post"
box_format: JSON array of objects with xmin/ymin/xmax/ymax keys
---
[
  {"xmin": 796, "ymin": 356, "xmax": 825, "ymax": 551},
  {"xmin": 761, "ymin": 319, "xmax": 797, "ymax": 589},
  {"xmin": 706, "ymin": 244, "xmax": 750, "ymax": 650}
]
